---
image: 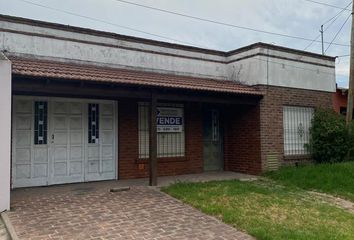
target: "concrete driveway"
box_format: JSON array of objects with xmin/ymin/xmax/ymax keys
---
[{"xmin": 7, "ymin": 174, "xmax": 254, "ymax": 240}]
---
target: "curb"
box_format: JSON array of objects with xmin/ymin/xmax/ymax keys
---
[{"xmin": 1, "ymin": 212, "xmax": 19, "ymax": 240}]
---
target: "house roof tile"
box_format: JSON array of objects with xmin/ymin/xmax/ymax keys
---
[{"xmin": 10, "ymin": 56, "xmax": 262, "ymax": 96}]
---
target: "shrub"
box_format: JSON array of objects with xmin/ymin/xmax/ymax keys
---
[{"xmin": 307, "ymin": 108, "xmax": 354, "ymax": 163}]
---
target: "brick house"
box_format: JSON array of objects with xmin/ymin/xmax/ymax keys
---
[
  {"xmin": 0, "ymin": 15, "xmax": 335, "ymax": 211},
  {"xmin": 333, "ymin": 86, "xmax": 352, "ymax": 117}
]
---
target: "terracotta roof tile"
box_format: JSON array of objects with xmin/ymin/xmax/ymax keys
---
[{"xmin": 9, "ymin": 57, "xmax": 262, "ymax": 96}]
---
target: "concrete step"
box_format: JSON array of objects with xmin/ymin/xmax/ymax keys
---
[{"xmin": 0, "ymin": 218, "xmax": 10, "ymax": 240}]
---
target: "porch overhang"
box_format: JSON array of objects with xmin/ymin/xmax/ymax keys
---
[{"xmin": 9, "ymin": 56, "xmax": 263, "ymax": 104}]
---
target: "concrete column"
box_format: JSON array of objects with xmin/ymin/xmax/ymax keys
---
[{"xmin": 0, "ymin": 53, "xmax": 11, "ymax": 212}]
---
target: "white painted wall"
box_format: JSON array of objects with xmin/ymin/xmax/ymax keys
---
[
  {"xmin": 0, "ymin": 17, "xmax": 336, "ymax": 92},
  {"xmin": 0, "ymin": 53, "xmax": 11, "ymax": 212},
  {"xmin": 227, "ymin": 48, "xmax": 336, "ymax": 92}
]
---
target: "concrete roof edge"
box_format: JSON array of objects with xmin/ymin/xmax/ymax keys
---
[
  {"xmin": 0, "ymin": 14, "xmax": 336, "ymax": 62},
  {"xmin": 226, "ymin": 42, "xmax": 336, "ymax": 61}
]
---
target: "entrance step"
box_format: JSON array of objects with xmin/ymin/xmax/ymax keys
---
[{"xmin": 0, "ymin": 218, "xmax": 10, "ymax": 240}]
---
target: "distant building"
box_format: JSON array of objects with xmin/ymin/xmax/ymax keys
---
[{"xmin": 333, "ymin": 86, "xmax": 353, "ymax": 117}]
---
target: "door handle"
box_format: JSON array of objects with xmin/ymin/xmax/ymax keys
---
[{"xmin": 51, "ymin": 134, "xmax": 54, "ymax": 143}]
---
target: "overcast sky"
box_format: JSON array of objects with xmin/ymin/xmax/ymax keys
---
[{"xmin": 0, "ymin": 0, "xmax": 351, "ymax": 87}]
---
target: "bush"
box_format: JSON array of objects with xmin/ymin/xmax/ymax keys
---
[{"xmin": 307, "ymin": 108, "xmax": 354, "ymax": 163}]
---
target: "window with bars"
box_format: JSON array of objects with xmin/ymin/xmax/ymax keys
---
[
  {"xmin": 34, "ymin": 101, "xmax": 48, "ymax": 145},
  {"xmin": 88, "ymin": 103, "xmax": 99, "ymax": 144},
  {"xmin": 138, "ymin": 102, "xmax": 185, "ymax": 158},
  {"xmin": 283, "ymin": 106, "xmax": 314, "ymax": 156}
]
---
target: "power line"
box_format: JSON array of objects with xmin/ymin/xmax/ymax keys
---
[
  {"xmin": 11, "ymin": 0, "xmax": 350, "ymax": 76},
  {"xmin": 112, "ymin": 0, "xmax": 351, "ymax": 48},
  {"xmin": 325, "ymin": 13, "xmax": 352, "ymax": 53},
  {"xmin": 303, "ymin": 1, "xmax": 352, "ymax": 51},
  {"xmin": 322, "ymin": 1, "xmax": 352, "ymax": 25},
  {"xmin": 16, "ymin": 0, "xmax": 207, "ymax": 48},
  {"xmin": 302, "ymin": 0, "xmax": 352, "ymax": 11}
]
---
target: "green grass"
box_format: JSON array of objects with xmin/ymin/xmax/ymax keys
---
[
  {"xmin": 162, "ymin": 179, "xmax": 354, "ymax": 240},
  {"xmin": 266, "ymin": 162, "xmax": 354, "ymax": 202}
]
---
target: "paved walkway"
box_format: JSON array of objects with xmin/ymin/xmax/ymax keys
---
[
  {"xmin": 8, "ymin": 172, "xmax": 256, "ymax": 240},
  {"xmin": 0, "ymin": 218, "xmax": 10, "ymax": 240}
]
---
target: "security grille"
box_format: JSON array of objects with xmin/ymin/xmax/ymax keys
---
[
  {"xmin": 138, "ymin": 102, "xmax": 185, "ymax": 158},
  {"xmin": 88, "ymin": 103, "xmax": 99, "ymax": 144},
  {"xmin": 283, "ymin": 106, "xmax": 314, "ymax": 155},
  {"xmin": 34, "ymin": 101, "xmax": 48, "ymax": 145}
]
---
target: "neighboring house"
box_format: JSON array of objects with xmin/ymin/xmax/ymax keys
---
[
  {"xmin": 333, "ymin": 86, "xmax": 353, "ymax": 117},
  {"xmin": 0, "ymin": 15, "xmax": 336, "ymax": 212}
]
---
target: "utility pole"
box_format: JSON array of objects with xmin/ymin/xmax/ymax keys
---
[
  {"xmin": 346, "ymin": 1, "xmax": 354, "ymax": 131},
  {"xmin": 320, "ymin": 25, "xmax": 324, "ymax": 55}
]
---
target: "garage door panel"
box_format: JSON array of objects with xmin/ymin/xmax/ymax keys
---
[
  {"xmin": 101, "ymin": 132, "xmax": 113, "ymax": 144},
  {"xmin": 33, "ymin": 164, "xmax": 48, "ymax": 178},
  {"xmin": 88, "ymin": 160, "xmax": 99, "ymax": 173},
  {"xmin": 54, "ymin": 132, "xmax": 68, "ymax": 145},
  {"xmin": 52, "ymin": 102, "xmax": 67, "ymax": 114},
  {"xmin": 54, "ymin": 147, "xmax": 67, "ymax": 161},
  {"xmin": 101, "ymin": 118, "xmax": 113, "ymax": 130},
  {"xmin": 70, "ymin": 132, "xmax": 83, "ymax": 145},
  {"xmin": 102, "ymin": 160, "xmax": 114, "ymax": 172},
  {"xmin": 53, "ymin": 116, "xmax": 67, "ymax": 130},
  {"xmin": 15, "ymin": 100, "xmax": 32, "ymax": 113},
  {"xmin": 102, "ymin": 146, "xmax": 113, "ymax": 158},
  {"xmin": 15, "ymin": 164, "xmax": 31, "ymax": 179},
  {"xmin": 15, "ymin": 149, "xmax": 31, "ymax": 163},
  {"xmin": 54, "ymin": 162, "xmax": 67, "ymax": 176},
  {"xmin": 70, "ymin": 147, "xmax": 83, "ymax": 159},
  {"xmin": 70, "ymin": 117, "xmax": 82, "ymax": 129},
  {"xmin": 13, "ymin": 97, "xmax": 117, "ymax": 188},
  {"xmin": 16, "ymin": 131, "xmax": 31, "ymax": 146},
  {"xmin": 70, "ymin": 102, "xmax": 83, "ymax": 114},
  {"xmin": 16, "ymin": 116, "xmax": 32, "ymax": 130},
  {"xmin": 101, "ymin": 104, "xmax": 113, "ymax": 115},
  {"xmin": 70, "ymin": 161, "xmax": 82, "ymax": 175},
  {"xmin": 88, "ymin": 146, "xmax": 99, "ymax": 158},
  {"xmin": 34, "ymin": 148, "xmax": 48, "ymax": 163}
]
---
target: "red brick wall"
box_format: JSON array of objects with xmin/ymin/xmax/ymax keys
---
[
  {"xmin": 256, "ymin": 85, "xmax": 333, "ymax": 168},
  {"xmin": 223, "ymin": 105, "xmax": 262, "ymax": 175},
  {"xmin": 333, "ymin": 89, "xmax": 347, "ymax": 113},
  {"xmin": 118, "ymin": 85, "xmax": 332, "ymax": 178},
  {"xmin": 118, "ymin": 101, "xmax": 203, "ymax": 179}
]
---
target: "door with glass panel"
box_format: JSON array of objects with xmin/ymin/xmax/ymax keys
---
[
  {"xmin": 203, "ymin": 108, "xmax": 224, "ymax": 171},
  {"xmin": 85, "ymin": 102, "xmax": 116, "ymax": 181},
  {"xmin": 12, "ymin": 98, "xmax": 50, "ymax": 187}
]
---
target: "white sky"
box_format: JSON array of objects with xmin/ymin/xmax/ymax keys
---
[{"xmin": 0, "ymin": 0, "xmax": 351, "ymax": 87}]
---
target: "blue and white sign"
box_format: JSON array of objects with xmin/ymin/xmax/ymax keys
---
[{"xmin": 157, "ymin": 107, "xmax": 183, "ymax": 132}]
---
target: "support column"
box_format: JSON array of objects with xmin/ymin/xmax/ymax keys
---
[
  {"xmin": 149, "ymin": 93, "xmax": 157, "ymax": 186},
  {"xmin": 0, "ymin": 53, "xmax": 11, "ymax": 212}
]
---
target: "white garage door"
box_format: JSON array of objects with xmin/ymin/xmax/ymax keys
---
[{"xmin": 12, "ymin": 96, "xmax": 118, "ymax": 188}]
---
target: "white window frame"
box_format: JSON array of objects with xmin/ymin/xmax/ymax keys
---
[{"xmin": 283, "ymin": 106, "xmax": 314, "ymax": 156}]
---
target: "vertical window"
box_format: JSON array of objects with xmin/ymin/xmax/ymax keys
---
[
  {"xmin": 211, "ymin": 110, "xmax": 220, "ymax": 141},
  {"xmin": 138, "ymin": 103, "xmax": 150, "ymax": 158},
  {"xmin": 34, "ymin": 101, "xmax": 48, "ymax": 145},
  {"xmin": 88, "ymin": 103, "xmax": 99, "ymax": 144},
  {"xmin": 138, "ymin": 102, "xmax": 185, "ymax": 158},
  {"xmin": 283, "ymin": 106, "xmax": 314, "ymax": 155}
]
